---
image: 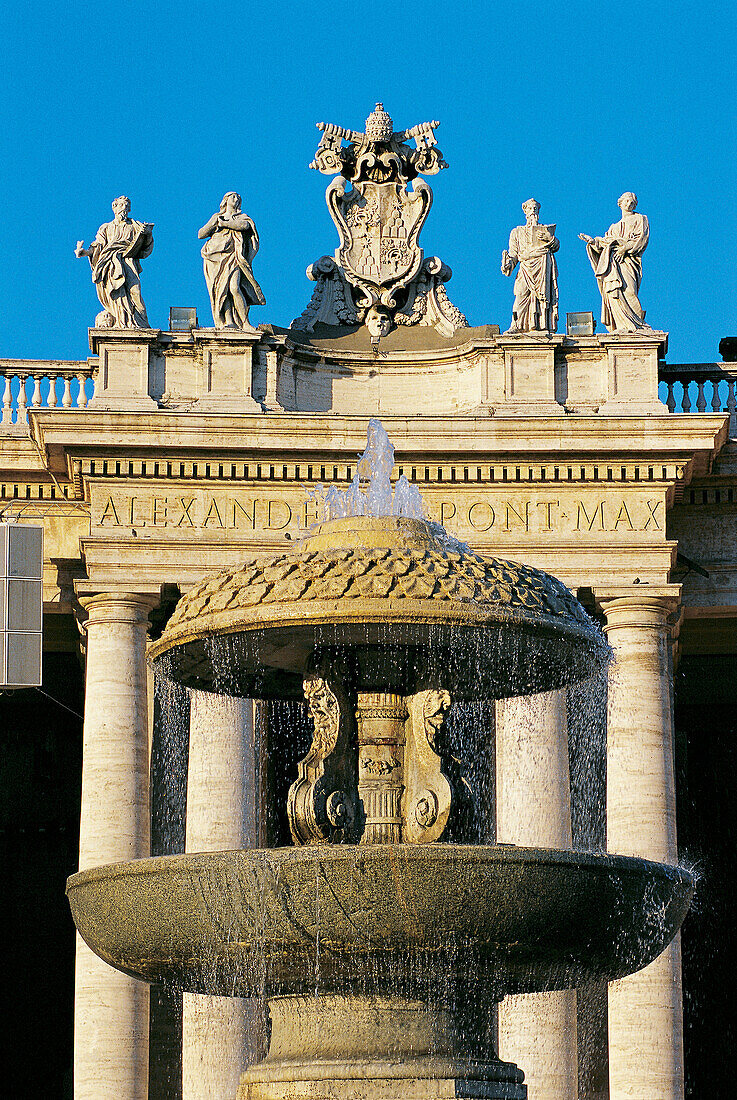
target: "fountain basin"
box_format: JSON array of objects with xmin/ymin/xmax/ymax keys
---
[{"xmin": 67, "ymin": 844, "xmax": 692, "ymax": 999}]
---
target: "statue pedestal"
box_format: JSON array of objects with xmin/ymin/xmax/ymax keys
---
[
  {"xmin": 493, "ymin": 334, "xmax": 565, "ymax": 417},
  {"xmin": 237, "ymin": 995, "xmax": 526, "ymax": 1100},
  {"xmin": 597, "ymin": 332, "xmax": 669, "ymax": 415},
  {"xmin": 192, "ymin": 329, "xmax": 263, "ymax": 412},
  {"xmin": 88, "ymin": 329, "xmax": 160, "ymax": 411}
]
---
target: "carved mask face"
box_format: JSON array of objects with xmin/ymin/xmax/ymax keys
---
[
  {"xmin": 366, "ymin": 309, "xmax": 392, "ymax": 339},
  {"xmin": 423, "ymin": 689, "xmax": 451, "ymax": 735}
]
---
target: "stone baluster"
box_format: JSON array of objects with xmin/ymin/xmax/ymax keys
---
[
  {"xmin": 664, "ymin": 379, "xmax": 676, "ymax": 414},
  {"xmin": 47, "ymin": 372, "xmax": 58, "ymax": 409},
  {"xmin": 710, "ymin": 378, "xmax": 722, "ymax": 412},
  {"xmin": 74, "ymin": 589, "xmax": 158, "ymax": 1100},
  {"xmin": 681, "ymin": 381, "xmax": 692, "ymax": 413},
  {"xmin": 1, "ymin": 375, "xmax": 14, "ymax": 427},
  {"xmin": 77, "ymin": 371, "xmax": 90, "ymax": 408},
  {"xmin": 728, "ymin": 379, "xmax": 737, "ymax": 438},
  {"xmin": 61, "ymin": 374, "xmax": 73, "ymax": 408},
  {"xmin": 599, "ymin": 592, "xmax": 684, "ymax": 1100},
  {"xmin": 30, "ymin": 374, "xmax": 42, "ymax": 411},
  {"xmin": 695, "ymin": 379, "xmax": 707, "ymax": 413},
  {"xmin": 495, "ymin": 689, "xmax": 578, "ymax": 1100},
  {"xmin": 16, "ymin": 375, "xmax": 28, "ymax": 426},
  {"xmin": 182, "ymin": 692, "xmax": 263, "ymax": 1100}
]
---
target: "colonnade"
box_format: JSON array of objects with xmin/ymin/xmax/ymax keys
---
[{"xmin": 71, "ymin": 586, "xmax": 685, "ymax": 1100}]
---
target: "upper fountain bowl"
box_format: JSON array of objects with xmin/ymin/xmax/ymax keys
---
[{"xmin": 149, "ymin": 516, "xmax": 605, "ymax": 699}]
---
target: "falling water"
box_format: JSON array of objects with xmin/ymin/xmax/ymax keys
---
[{"xmin": 125, "ymin": 418, "xmax": 695, "ymax": 1100}]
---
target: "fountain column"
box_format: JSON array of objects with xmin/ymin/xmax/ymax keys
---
[
  {"xmin": 74, "ymin": 590, "xmax": 158, "ymax": 1100},
  {"xmin": 182, "ymin": 692, "xmax": 263, "ymax": 1100},
  {"xmin": 600, "ymin": 592, "xmax": 684, "ymax": 1100},
  {"xmin": 496, "ymin": 688, "xmax": 578, "ymax": 1100}
]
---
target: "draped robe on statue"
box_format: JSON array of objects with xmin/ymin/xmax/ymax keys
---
[
  {"xmin": 200, "ymin": 213, "xmax": 266, "ymax": 329},
  {"xmin": 585, "ymin": 212, "xmax": 650, "ymax": 332},
  {"xmin": 88, "ymin": 218, "xmax": 153, "ymax": 328},
  {"xmin": 503, "ymin": 223, "xmax": 559, "ymax": 333}
]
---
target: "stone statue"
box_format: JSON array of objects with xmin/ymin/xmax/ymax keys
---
[
  {"xmin": 75, "ymin": 196, "xmax": 154, "ymax": 329},
  {"xmin": 292, "ymin": 104, "xmax": 467, "ymax": 337},
  {"xmin": 501, "ymin": 199, "xmax": 559, "ymax": 333},
  {"xmin": 198, "ymin": 192, "xmax": 266, "ymax": 329},
  {"xmin": 579, "ymin": 192, "xmax": 651, "ymax": 333}
]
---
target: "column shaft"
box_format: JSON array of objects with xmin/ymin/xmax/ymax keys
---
[
  {"xmin": 496, "ymin": 689, "xmax": 578, "ymax": 1100},
  {"xmin": 74, "ymin": 593, "xmax": 153, "ymax": 1100},
  {"xmin": 603, "ymin": 596, "xmax": 684, "ymax": 1100},
  {"xmin": 182, "ymin": 692, "xmax": 262, "ymax": 1100}
]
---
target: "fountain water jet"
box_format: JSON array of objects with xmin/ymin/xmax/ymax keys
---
[{"xmin": 67, "ymin": 420, "xmax": 693, "ymax": 1099}]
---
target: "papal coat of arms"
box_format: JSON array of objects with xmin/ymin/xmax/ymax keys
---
[{"xmin": 292, "ymin": 104, "xmax": 467, "ymax": 338}]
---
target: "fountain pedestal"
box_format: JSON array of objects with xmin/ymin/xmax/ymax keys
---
[{"xmin": 237, "ymin": 995, "xmax": 526, "ymax": 1100}]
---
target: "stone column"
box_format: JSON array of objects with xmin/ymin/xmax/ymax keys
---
[
  {"xmin": 182, "ymin": 692, "xmax": 262, "ymax": 1100},
  {"xmin": 74, "ymin": 591, "xmax": 157, "ymax": 1100},
  {"xmin": 496, "ymin": 689, "xmax": 578, "ymax": 1100},
  {"xmin": 601, "ymin": 593, "xmax": 684, "ymax": 1100}
]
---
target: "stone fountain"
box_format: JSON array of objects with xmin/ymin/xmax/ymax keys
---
[{"xmin": 67, "ymin": 421, "xmax": 693, "ymax": 1099}]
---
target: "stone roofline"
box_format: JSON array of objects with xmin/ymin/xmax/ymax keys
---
[{"xmin": 0, "ymin": 324, "xmax": 694, "ymax": 419}]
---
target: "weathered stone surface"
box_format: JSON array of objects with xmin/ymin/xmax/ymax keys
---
[
  {"xmin": 293, "ymin": 104, "xmax": 467, "ymax": 336},
  {"xmin": 238, "ymin": 994, "xmax": 526, "ymax": 1100},
  {"xmin": 75, "ymin": 197, "xmax": 153, "ymax": 329},
  {"xmin": 580, "ymin": 193, "xmax": 651, "ymax": 334},
  {"xmin": 149, "ymin": 517, "xmax": 600, "ymax": 698},
  {"xmin": 502, "ymin": 199, "xmax": 559, "ymax": 334},
  {"xmin": 66, "ymin": 844, "xmax": 693, "ymax": 999},
  {"xmin": 198, "ymin": 193, "xmax": 265, "ymax": 330}
]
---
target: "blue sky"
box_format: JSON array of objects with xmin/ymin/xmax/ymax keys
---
[{"xmin": 1, "ymin": 0, "xmax": 734, "ymax": 363}]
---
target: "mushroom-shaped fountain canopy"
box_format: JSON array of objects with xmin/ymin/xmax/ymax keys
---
[{"xmin": 150, "ymin": 514, "xmax": 606, "ymax": 700}]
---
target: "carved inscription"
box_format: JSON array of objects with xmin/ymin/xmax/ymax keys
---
[
  {"xmin": 434, "ymin": 494, "xmax": 664, "ymax": 536},
  {"xmin": 95, "ymin": 493, "xmax": 299, "ymax": 531},
  {"xmin": 91, "ymin": 485, "xmax": 666, "ymax": 540}
]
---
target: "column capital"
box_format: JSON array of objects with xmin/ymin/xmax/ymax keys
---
[
  {"xmin": 594, "ymin": 585, "xmax": 681, "ymax": 632},
  {"xmin": 75, "ymin": 583, "xmax": 162, "ymax": 626}
]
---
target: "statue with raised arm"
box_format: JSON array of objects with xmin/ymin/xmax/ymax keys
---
[
  {"xmin": 501, "ymin": 198, "xmax": 559, "ymax": 333},
  {"xmin": 75, "ymin": 196, "xmax": 154, "ymax": 328},
  {"xmin": 198, "ymin": 192, "xmax": 266, "ymax": 329},
  {"xmin": 579, "ymin": 192, "xmax": 651, "ymax": 333}
]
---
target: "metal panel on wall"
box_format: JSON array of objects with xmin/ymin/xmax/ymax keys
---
[{"xmin": 1, "ymin": 523, "xmax": 43, "ymax": 687}]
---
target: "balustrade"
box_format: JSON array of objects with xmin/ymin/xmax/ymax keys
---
[
  {"xmin": 659, "ymin": 363, "xmax": 737, "ymax": 436},
  {"xmin": 0, "ymin": 361, "xmax": 95, "ymax": 430},
  {"xmin": 1, "ymin": 358, "xmax": 735, "ymax": 435}
]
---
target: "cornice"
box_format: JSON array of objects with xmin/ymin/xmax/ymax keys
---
[
  {"xmin": 27, "ymin": 410, "xmax": 728, "ymax": 470},
  {"xmin": 78, "ymin": 534, "xmax": 678, "ymax": 592}
]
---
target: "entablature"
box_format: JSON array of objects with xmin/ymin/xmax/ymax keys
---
[{"xmin": 27, "ymin": 410, "xmax": 728, "ymax": 485}]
